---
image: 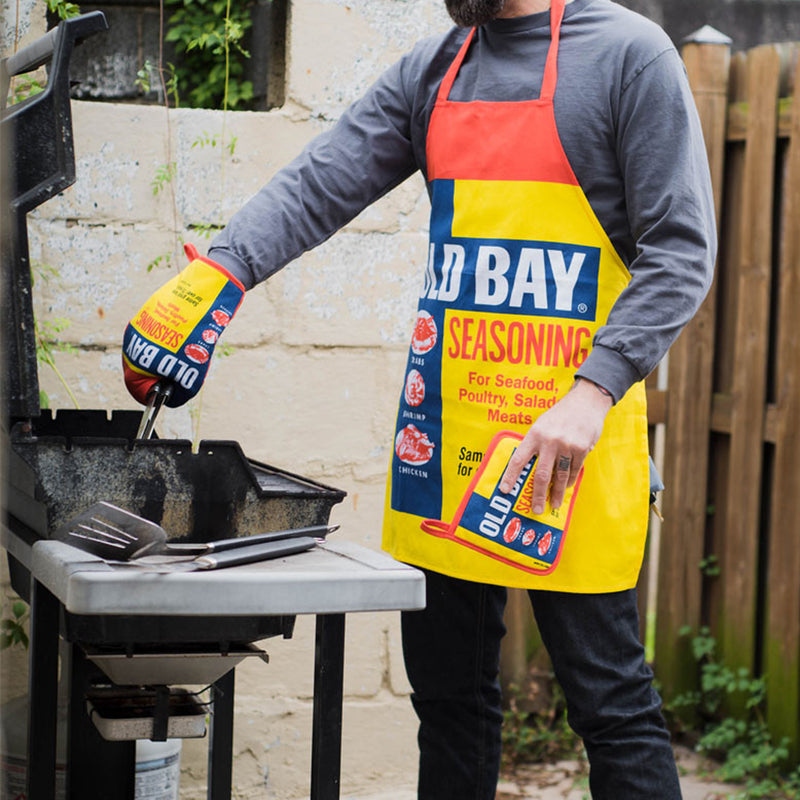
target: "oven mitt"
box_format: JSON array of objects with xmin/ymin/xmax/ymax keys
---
[
  {"xmin": 421, "ymin": 431, "xmax": 583, "ymax": 576},
  {"xmin": 122, "ymin": 244, "xmax": 245, "ymax": 408}
]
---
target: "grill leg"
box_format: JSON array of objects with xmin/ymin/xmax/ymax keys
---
[
  {"xmin": 208, "ymin": 668, "xmax": 236, "ymax": 800},
  {"xmin": 310, "ymin": 613, "xmax": 345, "ymax": 800},
  {"xmin": 66, "ymin": 643, "xmax": 135, "ymax": 799},
  {"xmin": 27, "ymin": 580, "xmax": 59, "ymax": 800}
]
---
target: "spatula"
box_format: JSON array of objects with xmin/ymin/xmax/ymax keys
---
[{"xmin": 53, "ymin": 501, "xmax": 337, "ymax": 561}]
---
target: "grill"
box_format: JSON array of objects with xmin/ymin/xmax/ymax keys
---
[
  {"xmin": 9, "ymin": 408, "xmax": 345, "ymax": 549},
  {"xmin": 1, "ymin": 13, "xmax": 424, "ymax": 800}
]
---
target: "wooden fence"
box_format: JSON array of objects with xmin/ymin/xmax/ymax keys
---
[{"xmin": 501, "ymin": 31, "xmax": 800, "ymax": 764}]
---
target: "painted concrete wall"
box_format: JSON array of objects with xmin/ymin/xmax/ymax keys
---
[{"xmin": 1, "ymin": 1, "xmax": 449, "ymax": 797}]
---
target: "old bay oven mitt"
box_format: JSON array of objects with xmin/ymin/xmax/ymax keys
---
[
  {"xmin": 122, "ymin": 244, "xmax": 244, "ymax": 407},
  {"xmin": 422, "ymin": 431, "xmax": 584, "ymax": 576}
]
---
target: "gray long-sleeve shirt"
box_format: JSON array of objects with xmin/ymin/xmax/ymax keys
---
[{"xmin": 210, "ymin": 0, "xmax": 717, "ymax": 402}]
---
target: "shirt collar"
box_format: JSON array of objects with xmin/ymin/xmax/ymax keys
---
[{"xmin": 484, "ymin": 0, "xmax": 594, "ymax": 34}]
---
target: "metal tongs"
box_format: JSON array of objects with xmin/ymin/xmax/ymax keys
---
[{"xmin": 136, "ymin": 382, "xmax": 172, "ymax": 440}]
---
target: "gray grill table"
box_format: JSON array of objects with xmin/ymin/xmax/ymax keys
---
[{"xmin": 6, "ymin": 530, "xmax": 425, "ymax": 800}]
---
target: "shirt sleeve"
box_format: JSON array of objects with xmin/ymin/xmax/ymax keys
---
[
  {"xmin": 574, "ymin": 48, "xmax": 717, "ymax": 402},
  {"xmin": 209, "ymin": 55, "xmax": 420, "ymax": 289}
]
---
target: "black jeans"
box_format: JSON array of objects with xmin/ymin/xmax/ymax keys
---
[{"xmin": 401, "ymin": 568, "xmax": 682, "ymax": 800}]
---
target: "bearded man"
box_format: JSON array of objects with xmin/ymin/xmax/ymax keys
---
[{"xmin": 124, "ymin": 1, "xmax": 716, "ymax": 797}]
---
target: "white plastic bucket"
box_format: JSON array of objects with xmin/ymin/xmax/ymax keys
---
[{"xmin": 134, "ymin": 739, "xmax": 182, "ymax": 800}]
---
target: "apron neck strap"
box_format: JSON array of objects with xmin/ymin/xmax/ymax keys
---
[
  {"xmin": 436, "ymin": 27, "xmax": 475, "ymax": 103},
  {"xmin": 540, "ymin": 0, "xmax": 565, "ymax": 102},
  {"xmin": 435, "ymin": 0, "xmax": 566, "ymax": 105}
]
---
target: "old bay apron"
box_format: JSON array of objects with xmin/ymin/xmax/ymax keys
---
[{"xmin": 382, "ymin": 0, "xmax": 650, "ymax": 592}]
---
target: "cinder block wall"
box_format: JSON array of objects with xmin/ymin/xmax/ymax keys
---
[{"xmin": 2, "ymin": 1, "xmax": 451, "ymax": 797}]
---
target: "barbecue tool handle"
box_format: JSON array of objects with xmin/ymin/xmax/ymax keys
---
[
  {"xmin": 136, "ymin": 382, "xmax": 172, "ymax": 440},
  {"xmin": 193, "ymin": 536, "xmax": 317, "ymax": 570},
  {"xmin": 163, "ymin": 524, "xmax": 339, "ymax": 555},
  {"xmin": 204, "ymin": 525, "xmax": 336, "ymax": 552}
]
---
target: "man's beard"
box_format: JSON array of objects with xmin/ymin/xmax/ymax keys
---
[{"xmin": 445, "ymin": 0, "xmax": 505, "ymax": 27}]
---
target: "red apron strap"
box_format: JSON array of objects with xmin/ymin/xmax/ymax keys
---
[
  {"xmin": 436, "ymin": 27, "xmax": 476, "ymax": 103},
  {"xmin": 539, "ymin": 0, "xmax": 565, "ymax": 102}
]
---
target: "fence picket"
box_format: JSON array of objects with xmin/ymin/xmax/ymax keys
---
[
  {"xmin": 654, "ymin": 34, "xmax": 730, "ymax": 701},
  {"xmin": 716, "ymin": 45, "xmax": 781, "ymax": 678},
  {"xmin": 764, "ymin": 51, "xmax": 800, "ymax": 763}
]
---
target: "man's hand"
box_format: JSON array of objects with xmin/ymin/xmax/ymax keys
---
[
  {"xmin": 499, "ymin": 378, "xmax": 613, "ymax": 512},
  {"xmin": 122, "ymin": 244, "xmax": 244, "ymax": 407}
]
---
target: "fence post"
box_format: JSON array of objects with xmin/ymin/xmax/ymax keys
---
[
  {"xmin": 764, "ymin": 50, "xmax": 800, "ymax": 764},
  {"xmin": 500, "ymin": 589, "xmax": 535, "ymax": 692},
  {"xmin": 655, "ymin": 27, "xmax": 730, "ymax": 701}
]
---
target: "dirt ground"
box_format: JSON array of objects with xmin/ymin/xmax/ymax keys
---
[
  {"xmin": 344, "ymin": 745, "xmax": 745, "ymax": 799},
  {"xmin": 494, "ymin": 746, "xmax": 744, "ymax": 799}
]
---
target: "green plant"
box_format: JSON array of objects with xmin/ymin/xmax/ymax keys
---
[
  {"xmin": 145, "ymin": 252, "xmax": 175, "ymax": 273},
  {"xmin": 501, "ymin": 682, "xmax": 584, "ymax": 767},
  {"xmin": 46, "ymin": 0, "xmax": 80, "ymax": 20},
  {"xmin": 31, "ymin": 263, "xmax": 80, "ymax": 409},
  {"xmin": 35, "ymin": 317, "xmax": 79, "ymax": 409},
  {"xmin": 699, "ymin": 554, "xmax": 720, "ymax": 577},
  {"xmin": 189, "ymin": 222, "xmax": 223, "ymax": 240},
  {"xmin": 668, "ymin": 627, "xmax": 800, "ymax": 798},
  {"xmin": 1, "ymin": 600, "xmax": 29, "ymax": 650},
  {"xmin": 151, "ymin": 161, "xmax": 178, "ymax": 195},
  {"xmin": 136, "ymin": 59, "xmax": 180, "ymax": 107},
  {"xmin": 6, "ymin": 76, "xmax": 45, "ymax": 105},
  {"xmin": 164, "ymin": 0, "xmax": 254, "ymax": 110},
  {"xmin": 192, "ymin": 131, "xmax": 238, "ymax": 156}
]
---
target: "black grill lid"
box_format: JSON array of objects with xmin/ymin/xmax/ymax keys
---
[{"xmin": 1, "ymin": 12, "xmax": 109, "ymax": 419}]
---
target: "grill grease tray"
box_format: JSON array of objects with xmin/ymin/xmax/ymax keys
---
[{"xmin": 83, "ymin": 642, "xmax": 269, "ymax": 685}]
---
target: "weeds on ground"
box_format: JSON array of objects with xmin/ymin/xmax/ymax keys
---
[
  {"xmin": 666, "ymin": 627, "xmax": 800, "ymax": 799},
  {"xmin": 501, "ymin": 680, "xmax": 584, "ymax": 767}
]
